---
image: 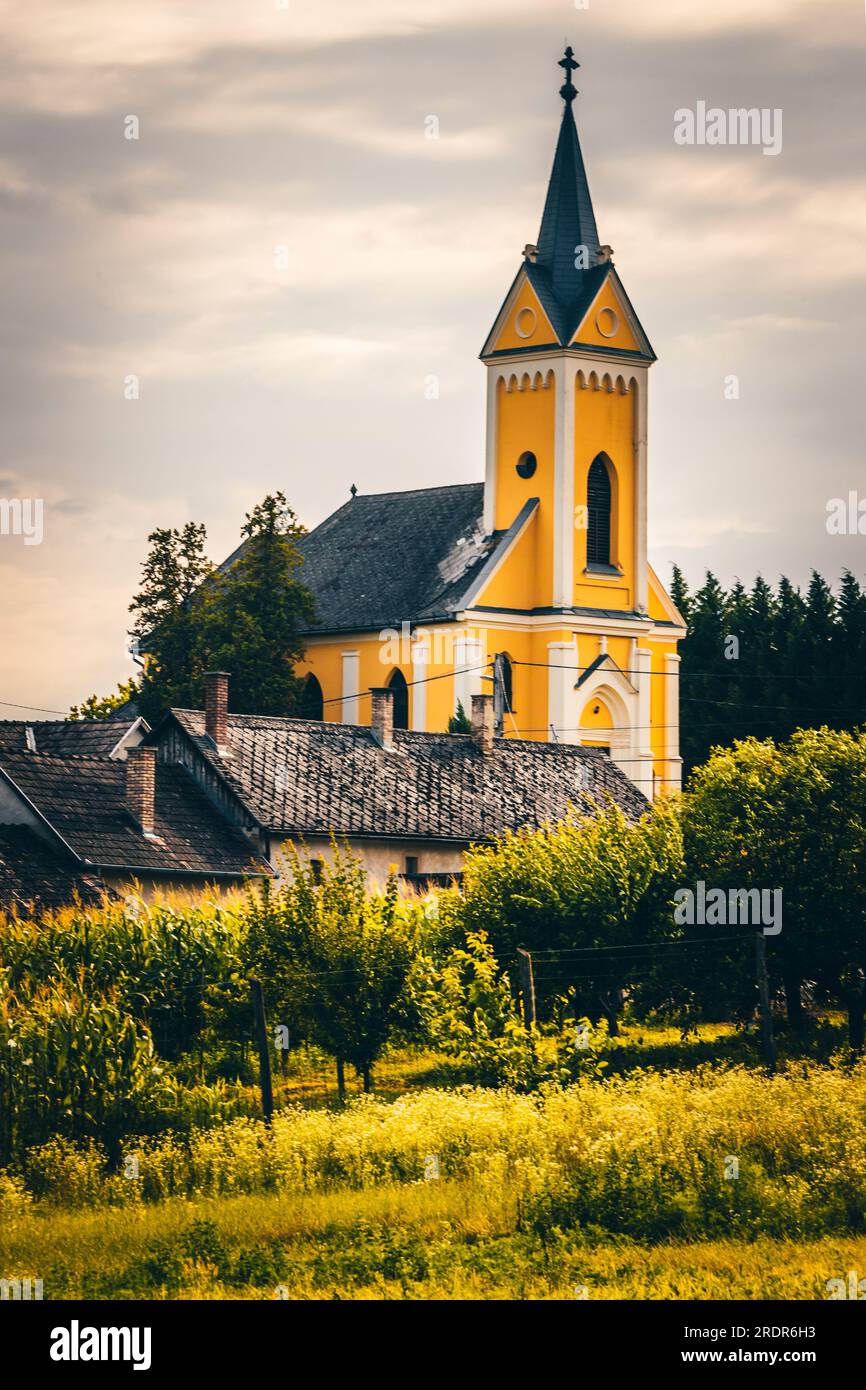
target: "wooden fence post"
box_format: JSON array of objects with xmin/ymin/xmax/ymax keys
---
[
  {"xmin": 249, "ymin": 977, "xmax": 274, "ymax": 1124},
  {"xmin": 517, "ymin": 947, "xmax": 536, "ymax": 1028}
]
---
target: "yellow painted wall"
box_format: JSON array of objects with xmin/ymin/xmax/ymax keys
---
[
  {"xmin": 475, "ymin": 512, "xmax": 538, "ymax": 611},
  {"xmin": 299, "ymin": 624, "xmax": 479, "ymax": 735},
  {"xmin": 647, "ymin": 565, "xmax": 683, "ymax": 624},
  {"xmin": 492, "ymin": 372, "xmax": 556, "ymax": 608}
]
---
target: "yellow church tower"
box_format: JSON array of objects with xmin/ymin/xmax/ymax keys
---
[{"xmin": 291, "ymin": 49, "xmax": 685, "ymax": 799}]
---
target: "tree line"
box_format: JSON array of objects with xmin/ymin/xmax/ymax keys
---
[{"xmin": 671, "ymin": 566, "xmax": 866, "ymax": 777}]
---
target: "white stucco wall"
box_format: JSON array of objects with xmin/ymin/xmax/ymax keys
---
[{"xmin": 268, "ymin": 835, "xmax": 466, "ymax": 889}]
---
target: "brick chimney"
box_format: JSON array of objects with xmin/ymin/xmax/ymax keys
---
[
  {"xmin": 370, "ymin": 687, "xmax": 394, "ymax": 749},
  {"xmin": 126, "ymin": 745, "xmax": 157, "ymax": 836},
  {"xmin": 471, "ymin": 694, "xmax": 495, "ymax": 754},
  {"xmin": 204, "ymin": 671, "xmax": 230, "ymax": 753}
]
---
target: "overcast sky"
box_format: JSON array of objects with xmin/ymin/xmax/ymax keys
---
[{"xmin": 1, "ymin": 0, "xmax": 864, "ymax": 715}]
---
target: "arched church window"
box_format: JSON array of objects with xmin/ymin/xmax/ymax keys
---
[
  {"xmin": 297, "ymin": 673, "xmax": 324, "ymax": 720},
  {"xmin": 586, "ymin": 455, "xmax": 612, "ymax": 567},
  {"xmin": 388, "ymin": 669, "xmax": 409, "ymax": 730},
  {"xmin": 498, "ymin": 653, "xmax": 515, "ymax": 714}
]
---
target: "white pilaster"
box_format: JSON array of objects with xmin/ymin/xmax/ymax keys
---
[
  {"xmin": 454, "ymin": 633, "xmax": 484, "ymax": 718},
  {"xmin": 634, "ymin": 369, "xmax": 649, "ymax": 615},
  {"xmin": 633, "ymin": 644, "xmax": 656, "ymax": 798},
  {"xmin": 664, "ymin": 651, "xmax": 683, "ymax": 793},
  {"xmin": 553, "ymin": 362, "xmax": 576, "ymax": 608},
  {"xmin": 547, "ymin": 639, "xmax": 577, "ymax": 743},
  {"xmin": 411, "ymin": 639, "xmax": 429, "ymax": 731},
  {"xmin": 341, "ymin": 650, "xmax": 360, "ymax": 724}
]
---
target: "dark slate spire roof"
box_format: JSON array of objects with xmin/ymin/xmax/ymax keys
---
[
  {"xmin": 535, "ymin": 48, "xmax": 601, "ymax": 310},
  {"xmin": 482, "ymin": 51, "xmax": 655, "ymax": 361}
]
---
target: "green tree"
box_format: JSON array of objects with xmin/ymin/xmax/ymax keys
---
[
  {"xmin": 199, "ymin": 493, "xmax": 316, "ymax": 716},
  {"xmin": 676, "ymin": 570, "xmax": 866, "ymax": 777},
  {"xmin": 683, "ymin": 728, "xmax": 866, "ymax": 1046},
  {"xmin": 447, "ymin": 700, "xmax": 472, "ymax": 734},
  {"xmin": 129, "ymin": 522, "xmax": 215, "ymax": 721},
  {"xmin": 669, "ymin": 563, "xmax": 691, "ymax": 621},
  {"xmin": 836, "ymin": 571, "xmax": 866, "ymax": 722},
  {"xmin": 457, "ymin": 799, "xmax": 684, "ymax": 1031},
  {"xmin": 243, "ymin": 846, "xmax": 415, "ymax": 1098},
  {"xmin": 103, "ymin": 494, "xmax": 317, "ymax": 723},
  {"xmin": 68, "ymin": 679, "xmax": 139, "ymax": 722}
]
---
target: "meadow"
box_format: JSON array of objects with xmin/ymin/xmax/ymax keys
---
[{"xmin": 3, "ymin": 1047, "xmax": 865, "ymax": 1300}]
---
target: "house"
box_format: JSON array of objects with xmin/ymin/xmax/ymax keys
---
[
  {"xmin": 150, "ymin": 671, "xmax": 647, "ymax": 884},
  {"xmin": 0, "ymin": 733, "xmax": 271, "ymax": 908},
  {"xmin": 219, "ymin": 49, "xmax": 685, "ymax": 801}
]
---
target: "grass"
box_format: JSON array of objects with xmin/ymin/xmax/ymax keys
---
[
  {"xmin": 214, "ymin": 1017, "xmax": 854, "ymax": 1113},
  {"xmin": 4, "ymin": 1022, "xmax": 864, "ymax": 1301},
  {"xmin": 3, "ymin": 1183, "xmax": 864, "ymax": 1300}
]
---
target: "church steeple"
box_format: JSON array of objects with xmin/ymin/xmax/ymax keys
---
[{"xmin": 535, "ymin": 47, "xmax": 601, "ymax": 309}]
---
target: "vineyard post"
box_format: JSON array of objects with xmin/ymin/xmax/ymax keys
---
[
  {"xmin": 249, "ymin": 977, "xmax": 274, "ymax": 1124},
  {"xmin": 517, "ymin": 947, "xmax": 536, "ymax": 1028}
]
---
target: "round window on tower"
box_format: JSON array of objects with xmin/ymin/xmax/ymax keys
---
[{"xmin": 516, "ymin": 451, "xmax": 537, "ymax": 479}]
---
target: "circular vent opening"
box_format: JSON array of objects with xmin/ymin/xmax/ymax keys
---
[{"xmin": 516, "ymin": 451, "xmax": 537, "ymax": 479}]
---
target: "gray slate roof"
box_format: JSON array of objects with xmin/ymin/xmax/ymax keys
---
[
  {"xmin": 222, "ymin": 482, "xmax": 502, "ymax": 635},
  {"xmin": 0, "ymin": 752, "xmax": 269, "ymax": 877},
  {"xmin": 167, "ymin": 709, "xmax": 647, "ymax": 841},
  {"xmin": 0, "ymin": 718, "xmax": 138, "ymax": 759}
]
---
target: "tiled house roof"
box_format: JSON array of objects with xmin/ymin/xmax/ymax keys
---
[
  {"xmin": 0, "ymin": 717, "xmax": 141, "ymax": 759},
  {"xmin": 0, "ymin": 826, "xmax": 107, "ymax": 913},
  {"xmin": 0, "ymin": 752, "xmax": 270, "ymax": 878},
  {"xmin": 164, "ymin": 709, "xmax": 647, "ymax": 842}
]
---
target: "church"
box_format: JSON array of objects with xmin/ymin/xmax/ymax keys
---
[{"xmin": 278, "ymin": 49, "xmax": 684, "ymax": 801}]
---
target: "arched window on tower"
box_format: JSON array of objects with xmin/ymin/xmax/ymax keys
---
[
  {"xmin": 586, "ymin": 455, "xmax": 612, "ymax": 568},
  {"xmin": 388, "ymin": 669, "xmax": 409, "ymax": 730},
  {"xmin": 297, "ymin": 673, "xmax": 324, "ymax": 720}
]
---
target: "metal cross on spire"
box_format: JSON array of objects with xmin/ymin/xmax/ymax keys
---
[{"xmin": 558, "ymin": 45, "xmax": 579, "ymax": 104}]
